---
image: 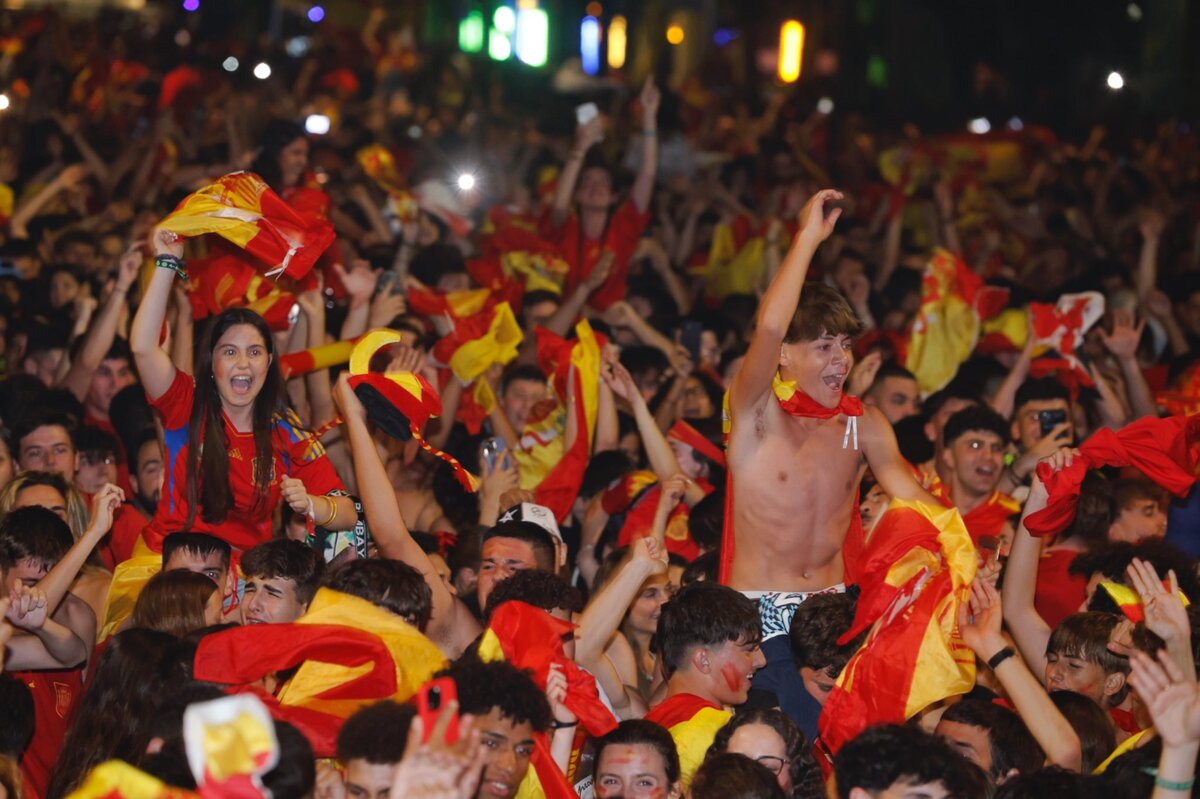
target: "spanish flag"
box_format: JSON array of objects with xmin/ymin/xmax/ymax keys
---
[
  {"xmin": 278, "ymin": 335, "xmax": 365, "ymax": 380},
  {"xmin": 1100, "ymin": 580, "xmax": 1191, "ymax": 624},
  {"xmin": 67, "ymin": 761, "xmax": 198, "ymax": 799},
  {"xmin": 356, "ymin": 144, "xmax": 408, "ymax": 199},
  {"xmin": 407, "ymin": 284, "xmax": 494, "ymax": 319},
  {"xmin": 196, "ymin": 589, "xmax": 444, "ymax": 754},
  {"xmin": 905, "ymin": 249, "xmax": 1008, "ymax": 394},
  {"xmin": 187, "ymin": 250, "xmax": 298, "ymax": 331},
  {"xmin": 158, "ymin": 171, "xmax": 336, "ymax": 281},
  {"xmin": 924, "ymin": 472, "xmax": 1020, "ymax": 549},
  {"xmin": 1158, "ymin": 362, "xmax": 1200, "ymax": 417},
  {"xmin": 478, "ymin": 601, "xmax": 615, "ymax": 798},
  {"xmin": 702, "ymin": 217, "xmax": 767, "ymax": 304},
  {"xmin": 818, "ymin": 499, "xmax": 977, "ymax": 754},
  {"xmin": 430, "ymin": 302, "xmax": 524, "ymax": 386},
  {"xmin": 512, "ymin": 321, "xmax": 602, "ymax": 521},
  {"xmin": 644, "ymin": 694, "xmax": 731, "ymax": 790},
  {"xmin": 1026, "ymin": 413, "xmax": 1200, "ymax": 536},
  {"xmin": 480, "ymin": 226, "xmax": 570, "ymax": 295},
  {"xmin": 98, "ymin": 554, "xmax": 161, "ymax": 643}
]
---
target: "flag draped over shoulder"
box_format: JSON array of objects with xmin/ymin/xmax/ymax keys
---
[
  {"xmin": 905, "ymin": 249, "xmax": 1009, "ymax": 394},
  {"xmin": 158, "ymin": 171, "xmax": 335, "ymax": 280},
  {"xmin": 818, "ymin": 499, "xmax": 977, "ymax": 755},
  {"xmin": 512, "ymin": 321, "xmax": 602, "ymax": 521},
  {"xmin": 1028, "ymin": 292, "xmax": 1105, "ymax": 392},
  {"xmin": 477, "ymin": 601, "xmax": 615, "ymax": 799},
  {"xmin": 1025, "ymin": 413, "xmax": 1200, "ymax": 536},
  {"xmin": 644, "ymin": 693, "xmax": 731, "ymax": 790}
]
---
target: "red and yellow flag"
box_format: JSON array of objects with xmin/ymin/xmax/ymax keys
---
[
  {"xmin": 512, "ymin": 321, "xmax": 602, "ymax": 521},
  {"xmin": 478, "ymin": 601, "xmax": 614, "ymax": 799},
  {"xmin": 159, "ymin": 171, "xmax": 336, "ymax": 281},
  {"xmin": 644, "ymin": 693, "xmax": 732, "ymax": 790},
  {"xmin": 1100, "ymin": 580, "xmax": 1191, "ymax": 624},
  {"xmin": 187, "ymin": 250, "xmax": 298, "ymax": 331},
  {"xmin": 905, "ymin": 249, "xmax": 1008, "ymax": 394},
  {"xmin": 819, "ymin": 499, "xmax": 977, "ymax": 754}
]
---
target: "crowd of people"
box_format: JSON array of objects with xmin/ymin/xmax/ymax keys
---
[{"xmin": 1, "ymin": 4, "xmax": 1200, "ymax": 799}]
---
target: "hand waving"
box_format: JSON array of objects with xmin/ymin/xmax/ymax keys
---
[{"xmin": 797, "ymin": 189, "xmax": 845, "ymax": 245}]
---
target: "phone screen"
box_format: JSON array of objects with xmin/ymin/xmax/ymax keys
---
[{"xmin": 1038, "ymin": 409, "xmax": 1068, "ymax": 437}]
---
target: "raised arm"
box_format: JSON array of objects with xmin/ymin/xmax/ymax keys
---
[
  {"xmin": 602, "ymin": 361, "xmax": 681, "ymax": 480},
  {"xmin": 1099, "ymin": 310, "xmax": 1156, "ymax": 422},
  {"xmin": 131, "ymin": 229, "xmax": 184, "ymax": 399},
  {"xmin": 959, "ymin": 579, "xmax": 1083, "ymax": 772},
  {"xmin": 729, "ymin": 190, "xmax": 843, "ymax": 415},
  {"xmin": 1128, "ymin": 649, "xmax": 1200, "ymax": 799},
  {"xmin": 1001, "ymin": 471, "xmax": 1056, "ymax": 675},
  {"xmin": 576, "ymin": 538, "xmax": 666, "ymax": 665},
  {"xmin": 35, "ymin": 485, "xmax": 121, "ymax": 615},
  {"xmin": 59, "ymin": 246, "xmax": 140, "ymax": 401},
  {"xmin": 630, "ymin": 77, "xmax": 660, "ymax": 214},
  {"xmin": 550, "ymin": 116, "xmax": 604, "ymax": 228},
  {"xmin": 334, "ymin": 374, "xmax": 480, "ymax": 657}
]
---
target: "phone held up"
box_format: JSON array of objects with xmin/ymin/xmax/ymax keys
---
[{"xmin": 416, "ymin": 676, "xmax": 460, "ymax": 746}]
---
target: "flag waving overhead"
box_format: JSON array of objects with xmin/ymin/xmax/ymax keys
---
[
  {"xmin": 158, "ymin": 171, "xmax": 336, "ymax": 280},
  {"xmin": 905, "ymin": 249, "xmax": 1009, "ymax": 394},
  {"xmin": 819, "ymin": 499, "xmax": 977, "ymax": 754},
  {"xmin": 1026, "ymin": 413, "xmax": 1200, "ymax": 536},
  {"xmin": 1028, "ymin": 291, "xmax": 1105, "ymax": 392}
]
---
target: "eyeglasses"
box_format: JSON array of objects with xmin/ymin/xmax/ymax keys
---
[{"xmin": 755, "ymin": 756, "xmax": 789, "ymax": 776}]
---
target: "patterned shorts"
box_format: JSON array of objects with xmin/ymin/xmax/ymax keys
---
[{"xmin": 743, "ymin": 586, "xmax": 847, "ymax": 641}]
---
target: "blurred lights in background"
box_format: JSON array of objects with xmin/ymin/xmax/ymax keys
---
[
  {"xmin": 181, "ymin": 0, "xmax": 198, "ymax": 11},
  {"xmin": 968, "ymin": 117, "xmax": 991, "ymax": 134},
  {"xmin": 0, "ymin": 94, "xmax": 11, "ymax": 111},
  {"xmin": 666, "ymin": 23, "xmax": 684, "ymax": 45},
  {"xmin": 1107, "ymin": 70, "xmax": 1125, "ymax": 90},
  {"xmin": 607, "ymin": 15, "xmax": 626, "ymax": 69},
  {"xmin": 515, "ymin": 5, "xmax": 548, "ymax": 67},
  {"xmin": 459, "ymin": 10, "xmax": 484, "ymax": 54},
  {"xmin": 253, "ymin": 61, "xmax": 271, "ymax": 80},
  {"xmin": 306, "ymin": 5, "xmax": 324, "ymax": 23},
  {"xmin": 222, "ymin": 56, "xmax": 239, "ymax": 72},
  {"xmin": 580, "ymin": 16, "xmax": 600, "ymax": 76},
  {"xmin": 778, "ymin": 20, "xmax": 804, "ymax": 83},
  {"xmin": 304, "ymin": 114, "xmax": 330, "ymax": 135},
  {"xmin": 712, "ymin": 28, "xmax": 738, "ymax": 47}
]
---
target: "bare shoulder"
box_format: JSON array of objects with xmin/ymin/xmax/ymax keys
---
[{"xmin": 855, "ymin": 405, "xmax": 897, "ymax": 447}]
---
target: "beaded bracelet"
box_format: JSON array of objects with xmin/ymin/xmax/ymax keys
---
[
  {"xmin": 1155, "ymin": 776, "xmax": 1196, "ymax": 791},
  {"xmin": 155, "ymin": 254, "xmax": 188, "ymax": 282}
]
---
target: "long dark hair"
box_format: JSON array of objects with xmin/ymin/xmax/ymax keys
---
[
  {"xmin": 250, "ymin": 119, "xmax": 307, "ymax": 193},
  {"xmin": 45, "ymin": 629, "xmax": 177, "ymax": 799},
  {"xmin": 186, "ymin": 308, "xmax": 284, "ymax": 528}
]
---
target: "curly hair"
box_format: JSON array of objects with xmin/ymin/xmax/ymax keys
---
[
  {"xmin": 707, "ymin": 708, "xmax": 824, "ymax": 799},
  {"xmin": 437, "ymin": 659, "xmax": 551, "ymax": 734},
  {"xmin": 484, "ymin": 568, "xmax": 583, "ymax": 619},
  {"xmin": 788, "ymin": 592, "xmax": 862, "ymax": 677}
]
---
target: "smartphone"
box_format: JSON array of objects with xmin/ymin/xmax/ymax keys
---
[
  {"xmin": 1038, "ymin": 409, "xmax": 1068, "ymax": 438},
  {"xmin": 375, "ymin": 269, "xmax": 401, "ymax": 298},
  {"xmin": 576, "ymin": 102, "xmax": 599, "ymax": 126},
  {"xmin": 680, "ymin": 320, "xmax": 703, "ymax": 364},
  {"xmin": 481, "ymin": 436, "xmax": 507, "ymax": 472},
  {"xmin": 416, "ymin": 677, "xmax": 459, "ymax": 745}
]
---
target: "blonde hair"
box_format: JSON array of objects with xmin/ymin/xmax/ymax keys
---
[{"xmin": 0, "ymin": 471, "xmax": 99, "ymax": 568}]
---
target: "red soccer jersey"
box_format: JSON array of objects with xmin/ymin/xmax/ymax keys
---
[
  {"xmin": 102, "ymin": 501, "xmax": 151, "ymax": 569},
  {"xmin": 540, "ymin": 199, "xmax": 650, "ymax": 311},
  {"xmin": 142, "ymin": 370, "xmax": 343, "ymax": 553},
  {"xmin": 1035, "ymin": 548, "xmax": 1088, "ymax": 628},
  {"xmin": 14, "ymin": 667, "xmax": 82, "ymax": 799}
]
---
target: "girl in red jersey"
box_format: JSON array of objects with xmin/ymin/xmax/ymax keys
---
[{"xmin": 129, "ymin": 229, "xmax": 357, "ymax": 554}]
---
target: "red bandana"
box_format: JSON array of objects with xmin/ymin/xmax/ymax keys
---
[{"xmin": 773, "ymin": 373, "xmax": 864, "ymax": 419}]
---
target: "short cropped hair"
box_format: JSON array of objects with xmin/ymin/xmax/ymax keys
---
[
  {"xmin": 482, "ymin": 521, "xmax": 556, "ymax": 572},
  {"xmin": 656, "ymin": 582, "xmax": 761, "ymax": 677},
  {"xmin": 784, "ymin": 283, "xmax": 864, "ymax": 344},
  {"xmin": 943, "ymin": 406, "xmax": 1011, "ymax": 449},
  {"xmin": 0, "ymin": 505, "xmax": 74, "ymax": 571},
  {"xmin": 162, "ymin": 532, "xmax": 231, "ymax": 572},
  {"xmin": 437, "ymin": 659, "xmax": 551, "ymax": 734},
  {"xmin": 322, "ymin": 559, "xmax": 433, "ymax": 631},
  {"xmin": 940, "ymin": 699, "xmax": 1044, "ymax": 782},
  {"xmin": 241, "ymin": 540, "xmax": 325, "ymax": 606},
  {"xmin": 484, "ymin": 569, "xmax": 582, "ymax": 620},
  {"xmin": 500, "ymin": 364, "xmax": 547, "ymax": 395},
  {"xmin": 336, "ymin": 701, "xmax": 417, "ymax": 765},
  {"xmin": 12, "ymin": 411, "xmax": 76, "ymax": 450},
  {"xmin": 834, "ymin": 724, "xmax": 988, "ymax": 799},
  {"xmin": 789, "ymin": 592, "xmax": 863, "ymax": 677},
  {"xmin": 594, "ymin": 720, "xmax": 681, "ymax": 788},
  {"xmin": 1046, "ymin": 612, "xmax": 1131, "ymax": 703},
  {"xmin": 1013, "ymin": 377, "xmax": 1070, "ymax": 414},
  {"xmin": 1069, "ymin": 540, "xmax": 1199, "ymax": 600}
]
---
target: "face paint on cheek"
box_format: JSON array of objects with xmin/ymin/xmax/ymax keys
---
[{"xmin": 721, "ymin": 663, "xmax": 743, "ymax": 693}]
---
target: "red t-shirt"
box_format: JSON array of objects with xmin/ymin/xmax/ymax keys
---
[
  {"xmin": 540, "ymin": 200, "xmax": 651, "ymax": 310},
  {"xmin": 142, "ymin": 370, "xmax": 343, "ymax": 553},
  {"xmin": 1035, "ymin": 548, "xmax": 1088, "ymax": 628},
  {"xmin": 14, "ymin": 668, "xmax": 82, "ymax": 799},
  {"xmin": 102, "ymin": 502, "xmax": 151, "ymax": 569}
]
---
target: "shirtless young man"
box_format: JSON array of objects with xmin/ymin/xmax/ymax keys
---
[{"xmin": 725, "ymin": 189, "xmax": 936, "ymax": 725}]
